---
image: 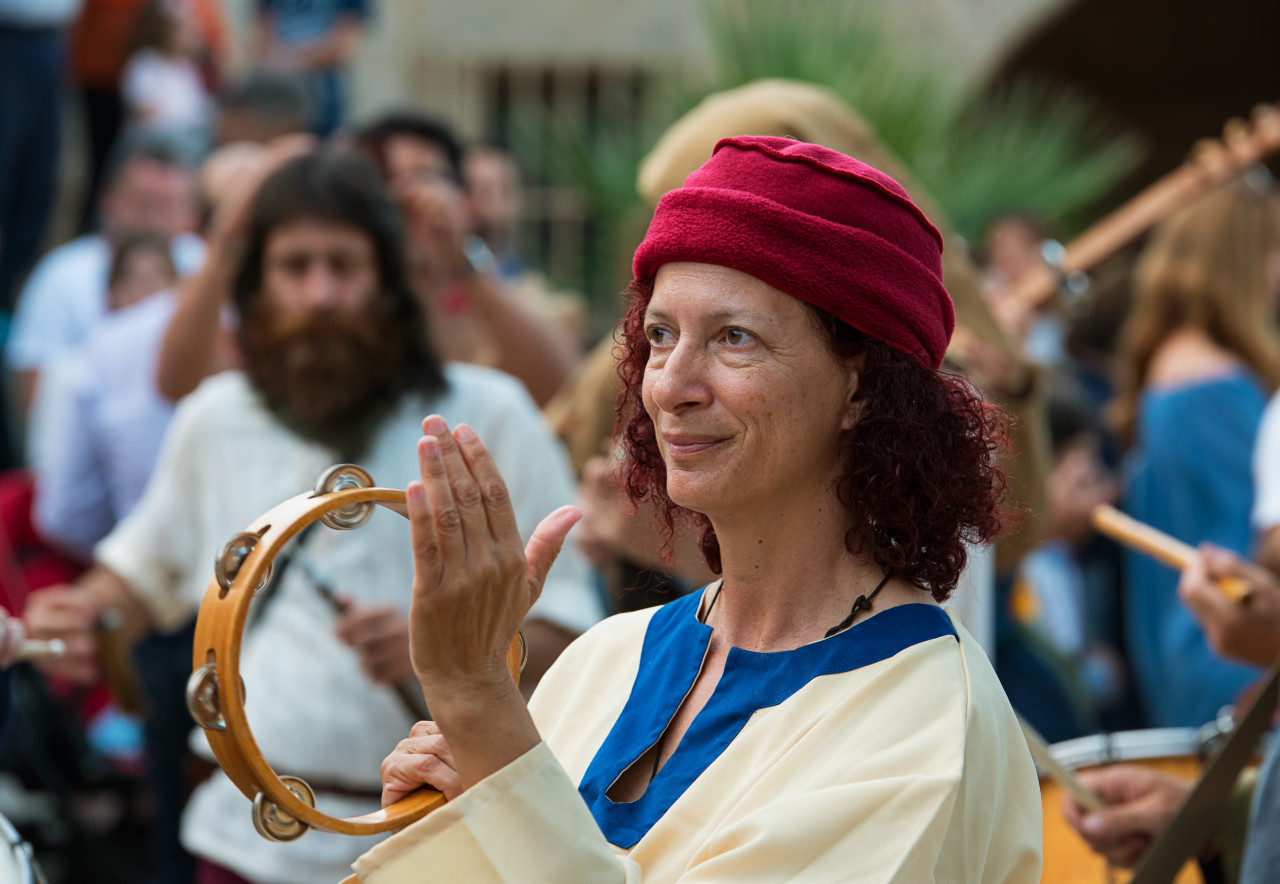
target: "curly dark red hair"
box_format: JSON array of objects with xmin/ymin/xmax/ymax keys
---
[{"xmin": 615, "ymin": 278, "xmax": 1011, "ymax": 602}]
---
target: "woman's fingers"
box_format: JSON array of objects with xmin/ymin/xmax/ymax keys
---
[
  {"xmin": 416, "ymin": 434, "xmax": 464, "ymax": 562},
  {"xmin": 422, "ymin": 415, "xmax": 491, "ymax": 554},
  {"xmin": 409, "ymin": 719, "xmax": 441, "ymax": 738},
  {"xmin": 381, "ymin": 730, "xmax": 461, "ymax": 805},
  {"xmin": 406, "ymin": 480, "xmax": 441, "ymax": 582},
  {"xmin": 524, "ymin": 506, "xmax": 583, "ymax": 603},
  {"xmin": 453, "ymin": 424, "xmax": 522, "ymax": 547},
  {"xmin": 381, "ymin": 753, "xmax": 461, "ymax": 805}
]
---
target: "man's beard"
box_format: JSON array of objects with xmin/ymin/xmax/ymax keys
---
[{"xmin": 240, "ymin": 297, "xmax": 408, "ymax": 458}]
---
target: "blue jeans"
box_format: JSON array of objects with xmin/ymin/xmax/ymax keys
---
[
  {"xmin": 304, "ymin": 68, "xmax": 345, "ymax": 136},
  {"xmin": 0, "ymin": 25, "xmax": 64, "ymax": 313},
  {"xmin": 135, "ymin": 621, "xmax": 199, "ymax": 884}
]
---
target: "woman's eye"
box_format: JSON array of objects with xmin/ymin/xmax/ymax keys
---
[
  {"xmin": 724, "ymin": 327, "xmax": 755, "ymax": 346},
  {"xmin": 646, "ymin": 326, "xmax": 673, "ymax": 346}
]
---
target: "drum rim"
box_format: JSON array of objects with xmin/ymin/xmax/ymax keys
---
[{"xmin": 1048, "ymin": 728, "xmax": 1202, "ymax": 770}]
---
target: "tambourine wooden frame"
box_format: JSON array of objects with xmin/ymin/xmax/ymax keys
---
[{"xmin": 191, "ymin": 483, "xmax": 523, "ymax": 837}]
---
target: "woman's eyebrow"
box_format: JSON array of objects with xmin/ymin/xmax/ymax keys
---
[{"xmin": 645, "ymin": 307, "xmax": 769, "ymax": 326}]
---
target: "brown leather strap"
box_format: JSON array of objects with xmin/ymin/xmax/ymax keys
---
[{"xmin": 1131, "ymin": 660, "xmax": 1280, "ymax": 883}]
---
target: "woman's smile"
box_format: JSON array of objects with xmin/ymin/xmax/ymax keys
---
[{"xmin": 660, "ymin": 432, "xmax": 730, "ymax": 460}]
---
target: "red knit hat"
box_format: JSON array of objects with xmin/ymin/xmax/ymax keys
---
[{"xmin": 633, "ymin": 135, "xmax": 954, "ymax": 369}]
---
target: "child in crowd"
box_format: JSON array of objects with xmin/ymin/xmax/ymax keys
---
[
  {"xmin": 1007, "ymin": 380, "xmax": 1127, "ymax": 732},
  {"xmin": 107, "ymin": 231, "xmax": 178, "ymax": 312},
  {"xmin": 121, "ymin": 0, "xmax": 212, "ymax": 155}
]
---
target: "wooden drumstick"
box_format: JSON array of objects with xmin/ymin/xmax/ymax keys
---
[
  {"xmin": 16, "ymin": 638, "xmax": 65, "ymax": 661},
  {"xmin": 1018, "ymin": 715, "xmax": 1105, "ymax": 812},
  {"xmin": 1091, "ymin": 504, "xmax": 1252, "ymax": 603},
  {"xmin": 301, "ymin": 561, "xmax": 430, "ymax": 722},
  {"xmin": 1011, "ymin": 102, "xmax": 1280, "ymax": 311},
  {"xmin": 96, "ymin": 610, "xmax": 150, "ymax": 716}
]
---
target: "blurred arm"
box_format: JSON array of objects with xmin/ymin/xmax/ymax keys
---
[
  {"xmin": 155, "ymin": 242, "xmax": 239, "ymax": 402},
  {"xmin": 464, "ymin": 272, "xmax": 580, "ymax": 406}
]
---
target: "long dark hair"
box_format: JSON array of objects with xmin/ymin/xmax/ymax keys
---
[{"xmin": 232, "ymin": 148, "xmax": 447, "ymax": 399}]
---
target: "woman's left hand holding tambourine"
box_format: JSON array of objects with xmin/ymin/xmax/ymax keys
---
[{"xmin": 405, "ymin": 415, "xmax": 579, "ymax": 781}]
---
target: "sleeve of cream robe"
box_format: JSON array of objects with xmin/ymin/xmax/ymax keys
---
[{"xmin": 350, "ymin": 742, "xmax": 636, "ymax": 884}]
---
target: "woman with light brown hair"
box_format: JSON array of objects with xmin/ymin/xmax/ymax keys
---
[{"xmin": 1117, "ymin": 177, "xmax": 1280, "ymax": 728}]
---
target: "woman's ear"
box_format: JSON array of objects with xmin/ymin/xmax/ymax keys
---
[{"xmin": 840, "ymin": 354, "xmax": 867, "ymax": 431}]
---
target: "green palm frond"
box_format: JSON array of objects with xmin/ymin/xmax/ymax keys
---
[
  {"xmin": 522, "ymin": 0, "xmax": 1143, "ymax": 302},
  {"xmin": 698, "ymin": 0, "xmax": 960, "ymax": 161},
  {"xmin": 918, "ymin": 80, "xmax": 1145, "ymax": 240}
]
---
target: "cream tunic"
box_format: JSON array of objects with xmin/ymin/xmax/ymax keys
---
[{"xmin": 353, "ymin": 594, "xmax": 1042, "ymax": 883}]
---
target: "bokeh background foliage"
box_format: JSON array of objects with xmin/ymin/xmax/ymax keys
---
[{"xmin": 518, "ymin": 0, "xmax": 1144, "ymax": 305}]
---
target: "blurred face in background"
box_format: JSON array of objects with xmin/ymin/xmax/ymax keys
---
[
  {"xmin": 984, "ymin": 216, "xmax": 1044, "ymax": 294},
  {"xmin": 171, "ymin": 4, "xmax": 204, "ymax": 57},
  {"xmin": 100, "ymin": 158, "xmax": 198, "ymax": 243},
  {"xmin": 465, "ymin": 147, "xmax": 521, "ymax": 252},
  {"xmin": 384, "ymin": 136, "xmax": 454, "ymax": 190},
  {"xmin": 109, "ymin": 244, "xmax": 176, "ymax": 310},
  {"xmin": 240, "ymin": 219, "xmax": 405, "ymax": 426},
  {"xmin": 1046, "ymin": 435, "xmax": 1116, "ymax": 547}
]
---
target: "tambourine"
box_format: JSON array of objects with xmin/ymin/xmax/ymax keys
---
[{"xmin": 186, "ymin": 464, "xmax": 526, "ymax": 842}]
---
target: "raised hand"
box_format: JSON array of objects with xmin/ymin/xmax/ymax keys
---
[
  {"xmin": 395, "ymin": 178, "xmax": 471, "ymax": 283},
  {"xmin": 206, "ymin": 134, "xmax": 316, "ymax": 247},
  {"xmin": 406, "ymin": 414, "xmax": 580, "ymax": 702}
]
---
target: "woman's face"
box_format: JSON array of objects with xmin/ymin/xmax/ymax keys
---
[{"xmin": 642, "ymin": 262, "xmax": 861, "ymax": 521}]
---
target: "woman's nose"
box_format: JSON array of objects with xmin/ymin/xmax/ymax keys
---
[{"xmin": 649, "ymin": 342, "xmax": 710, "ymax": 413}]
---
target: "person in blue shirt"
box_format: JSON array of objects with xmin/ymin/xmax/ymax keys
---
[
  {"xmin": 1114, "ymin": 179, "xmax": 1280, "ymax": 727},
  {"xmin": 252, "ymin": 0, "xmax": 368, "ymax": 135},
  {"xmin": 1065, "ymin": 545, "xmax": 1280, "ymax": 883}
]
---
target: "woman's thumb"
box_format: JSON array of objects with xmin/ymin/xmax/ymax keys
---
[{"xmin": 524, "ymin": 506, "xmax": 583, "ymax": 597}]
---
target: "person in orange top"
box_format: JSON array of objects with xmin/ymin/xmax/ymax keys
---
[{"xmin": 71, "ymin": 0, "xmax": 225, "ymax": 229}]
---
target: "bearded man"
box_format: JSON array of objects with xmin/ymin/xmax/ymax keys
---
[{"xmin": 24, "ymin": 149, "xmax": 602, "ymax": 884}]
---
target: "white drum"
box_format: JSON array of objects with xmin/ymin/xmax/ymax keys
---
[
  {"xmin": 1040, "ymin": 728, "xmax": 1207, "ymax": 884},
  {"xmin": 0, "ymin": 813, "xmax": 43, "ymax": 884}
]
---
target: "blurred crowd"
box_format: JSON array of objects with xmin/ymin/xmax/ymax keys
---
[{"xmin": 0, "ymin": 2, "xmax": 1279, "ymax": 883}]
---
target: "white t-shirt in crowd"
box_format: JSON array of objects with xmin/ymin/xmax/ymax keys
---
[
  {"xmin": 1253, "ymin": 391, "xmax": 1280, "ymax": 532},
  {"xmin": 121, "ymin": 49, "xmax": 211, "ymax": 131},
  {"xmin": 29, "ymin": 291, "xmax": 179, "ymax": 557},
  {"xmin": 95, "ymin": 364, "xmax": 604, "ymax": 883},
  {"xmin": 6, "ymin": 233, "xmax": 205, "ymax": 372}
]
